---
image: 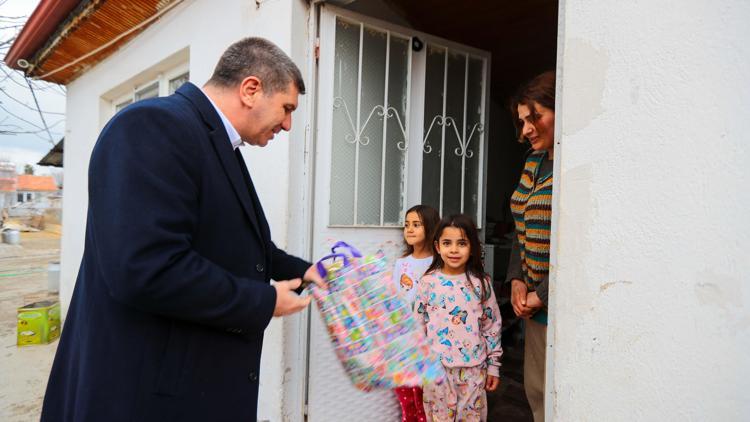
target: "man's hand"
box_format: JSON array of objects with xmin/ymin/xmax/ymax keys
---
[
  {"xmin": 273, "ymin": 279, "xmax": 312, "ymax": 317},
  {"xmin": 511, "ymin": 279, "xmax": 534, "ymax": 318},
  {"xmin": 303, "ymin": 264, "xmax": 327, "ymax": 289},
  {"xmin": 485, "ymin": 375, "xmax": 500, "ymax": 391}
]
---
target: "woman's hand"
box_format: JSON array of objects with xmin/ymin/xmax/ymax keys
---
[
  {"xmin": 525, "ymin": 291, "xmax": 544, "ymax": 309},
  {"xmin": 485, "ymin": 375, "xmax": 500, "ymax": 391},
  {"xmin": 511, "ymin": 279, "xmax": 534, "ymax": 318}
]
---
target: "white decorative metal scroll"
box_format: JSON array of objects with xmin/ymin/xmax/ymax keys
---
[
  {"xmin": 422, "ymin": 114, "xmax": 484, "ymax": 158},
  {"xmin": 332, "ymin": 96, "xmax": 408, "ymax": 150}
]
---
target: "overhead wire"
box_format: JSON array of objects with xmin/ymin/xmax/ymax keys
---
[{"xmin": 24, "ymin": 77, "xmax": 56, "ymax": 146}]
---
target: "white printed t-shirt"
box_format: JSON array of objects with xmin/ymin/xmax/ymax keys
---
[{"xmin": 392, "ymin": 254, "xmax": 433, "ymax": 307}]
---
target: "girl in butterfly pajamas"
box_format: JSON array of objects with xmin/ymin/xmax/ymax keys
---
[{"xmin": 414, "ymin": 215, "xmax": 503, "ymax": 422}]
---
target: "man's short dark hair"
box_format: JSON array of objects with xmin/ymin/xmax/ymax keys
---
[{"xmin": 207, "ymin": 37, "xmax": 305, "ymax": 95}]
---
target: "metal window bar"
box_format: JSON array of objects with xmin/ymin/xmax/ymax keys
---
[
  {"xmin": 477, "ymin": 57, "xmax": 488, "ymax": 224},
  {"xmin": 402, "ymin": 38, "xmax": 413, "ymax": 224},
  {"xmin": 461, "ymin": 53, "xmax": 469, "ymax": 213},
  {"xmin": 353, "ymin": 22, "xmax": 364, "ymax": 225},
  {"xmin": 379, "ymin": 31, "xmax": 390, "ymax": 226},
  {"xmin": 439, "ymin": 46, "xmax": 448, "ymax": 215}
]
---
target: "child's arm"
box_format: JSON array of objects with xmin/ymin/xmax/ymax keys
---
[{"xmin": 480, "ymin": 276, "xmax": 503, "ymax": 378}]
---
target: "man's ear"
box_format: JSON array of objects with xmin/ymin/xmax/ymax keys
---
[{"xmin": 239, "ymin": 76, "xmax": 262, "ymax": 107}]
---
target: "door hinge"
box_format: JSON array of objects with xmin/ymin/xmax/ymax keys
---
[{"xmin": 314, "ymin": 38, "xmax": 320, "ymax": 61}]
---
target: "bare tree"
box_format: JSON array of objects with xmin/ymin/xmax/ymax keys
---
[{"xmin": 0, "ymin": 0, "xmax": 65, "ymax": 144}]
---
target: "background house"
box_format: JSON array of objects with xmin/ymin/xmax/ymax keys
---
[
  {"xmin": 7, "ymin": 174, "xmax": 61, "ymax": 230},
  {"xmin": 15, "ymin": 174, "xmax": 58, "ymax": 206},
  {"xmin": 0, "ymin": 163, "xmax": 59, "ymax": 210},
  {"xmin": 5, "ymin": 0, "xmax": 748, "ymax": 421}
]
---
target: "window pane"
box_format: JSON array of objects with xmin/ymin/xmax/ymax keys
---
[
  {"xmin": 169, "ymin": 72, "xmax": 190, "ymax": 94},
  {"xmin": 135, "ymin": 82, "xmax": 159, "ymax": 101},
  {"xmin": 356, "ymin": 26, "xmax": 387, "ymax": 225},
  {"xmin": 330, "ymin": 18, "xmax": 360, "ymax": 225},
  {"xmin": 382, "ymin": 36, "xmax": 409, "ymax": 225},
  {"xmin": 115, "ymin": 99, "xmax": 132, "ymax": 112},
  {"xmin": 421, "ymin": 45, "xmax": 445, "ymax": 213},
  {"xmin": 463, "ymin": 57, "xmax": 485, "ymax": 221},
  {"xmin": 441, "ymin": 51, "xmax": 466, "ymax": 218},
  {"xmin": 421, "ymin": 47, "xmax": 486, "ymax": 223}
]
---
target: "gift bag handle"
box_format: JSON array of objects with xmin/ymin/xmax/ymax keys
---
[
  {"xmin": 330, "ymin": 241, "xmax": 363, "ymax": 258},
  {"xmin": 315, "ymin": 253, "xmax": 350, "ymax": 279}
]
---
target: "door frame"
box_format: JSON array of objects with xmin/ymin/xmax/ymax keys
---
[
  {"xmin": 299, "ymin": 3, "xmax": 494, "ymax": 421},
  {"xmin": 287, "ymin": 2, "xmax": 566, "ymax": 421}
]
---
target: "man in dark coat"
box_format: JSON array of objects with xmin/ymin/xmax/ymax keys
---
[{"xmin": 41, "ymin": 37, "xmax": 324, "ymax": 421}]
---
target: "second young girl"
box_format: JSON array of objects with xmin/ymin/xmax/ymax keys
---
[
  {"xmin": 415, "ymin": 214, "xmax": 503, "ymax": 422},
  {"xmin": 392, "ymin": 204, "xmax": 440, "ymax": 422}
]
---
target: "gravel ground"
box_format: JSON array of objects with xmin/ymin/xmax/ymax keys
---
[{"xmin": 0, "ymin": 230, "xmax": 60, "ymax": 422}]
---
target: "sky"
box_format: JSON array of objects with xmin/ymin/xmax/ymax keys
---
[{"xmin": 0, "ymin": 0, "xmax": 65, "ymax": 176}]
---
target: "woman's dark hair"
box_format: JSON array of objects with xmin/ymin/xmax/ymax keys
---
[
  {"xmin": 510, "ymin": 71, "xmax": 556, "ymax": 142},
  {"xmin": 402, "ymin": 204, "xmax": 441, "ymax": 257},
  {"xmin": 425, "ymin": 214, "xmax": 491, "ymax": 303}
]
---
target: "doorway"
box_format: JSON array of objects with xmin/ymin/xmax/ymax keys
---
[{"xmin": 306, "ymin": 1, "xmax": 559, "ymax": 420}]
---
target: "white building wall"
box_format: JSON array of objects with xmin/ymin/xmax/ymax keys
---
[
  {"xmin": 60, "ymin": 0, "xmax": 307, "ymax": 420},
  {"xmin": 551, "ymin": 0, "xmax": 750, "ymax": 420}
]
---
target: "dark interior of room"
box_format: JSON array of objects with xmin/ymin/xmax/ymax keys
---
[{"xmin": 337, "ymin": 0, "xmax": 559, "ymax": 419}]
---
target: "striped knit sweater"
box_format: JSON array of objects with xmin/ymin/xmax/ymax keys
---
[{"xmin": 510, "ymin": 151, "xmax": 553, "ymax": 293}]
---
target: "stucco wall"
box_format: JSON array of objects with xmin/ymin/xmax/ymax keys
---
[
  {"xmin": 60, "ymin": 0, "xmax": 306, "ymax": 420},
  {"xmin": 551, "ymin": 0, "xmax": 750, "ymax": 419}
]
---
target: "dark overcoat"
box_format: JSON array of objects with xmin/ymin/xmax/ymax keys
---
[{"xmin": 41, "ymin": 82, "xmax": 309, "ymax": 421}]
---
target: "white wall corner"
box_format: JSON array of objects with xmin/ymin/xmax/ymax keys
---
[{"xmin": 552, "ymin": 0, "xmax": 750, "ymax": 420}]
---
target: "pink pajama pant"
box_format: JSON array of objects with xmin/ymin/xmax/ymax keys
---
[{"xmin": 422, "ymin": 366, "xmax": 487, "ymax": 422}]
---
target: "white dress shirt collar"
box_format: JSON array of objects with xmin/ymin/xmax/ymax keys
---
[{"xmin": 200, "ymin": 87, "xmax": 243, "ymax": 150}]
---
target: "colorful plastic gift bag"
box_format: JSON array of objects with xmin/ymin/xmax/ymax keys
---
[{"xmin": 309, "ymin": 241, "xmax": 445, "ymax": 391}]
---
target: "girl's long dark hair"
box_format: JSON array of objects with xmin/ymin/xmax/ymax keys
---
[
  {"xmin": 402, "ymin": 204, "xmax": 441, "ymax": 257},
  {"xmin": 425, "ymin": 214, "xmax": 491, "ymax": 303}
]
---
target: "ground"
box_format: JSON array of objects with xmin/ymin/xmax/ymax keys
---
[{"xmin": 0, "ymin": 229, "xmax": 60, "ymax": 421}]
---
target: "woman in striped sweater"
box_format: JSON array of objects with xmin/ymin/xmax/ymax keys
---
[{"xmin": 506, "ymin": 71, "xmax": 556, "ymax": 422}]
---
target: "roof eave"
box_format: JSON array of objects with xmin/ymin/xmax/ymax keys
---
[{"xmin": 4, "ymin": 0, "xmax": 81, "ymax": 72}]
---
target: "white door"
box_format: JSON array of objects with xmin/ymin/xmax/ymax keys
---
[{"xmin": 307, "ymin": 5, "xmax": 491, "ymax": 421}]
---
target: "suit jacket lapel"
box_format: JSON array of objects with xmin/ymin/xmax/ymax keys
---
[
  {"xmin": 210, "ymin": 131, "xmax": 265, "ymax": 244},
  {"xmin": 234, "ymin": 149, "xmax": 271, "ymax": 245},
  {"xmin": 177, "ymin": 83, "xmax": 265, "ymax": 244}
]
